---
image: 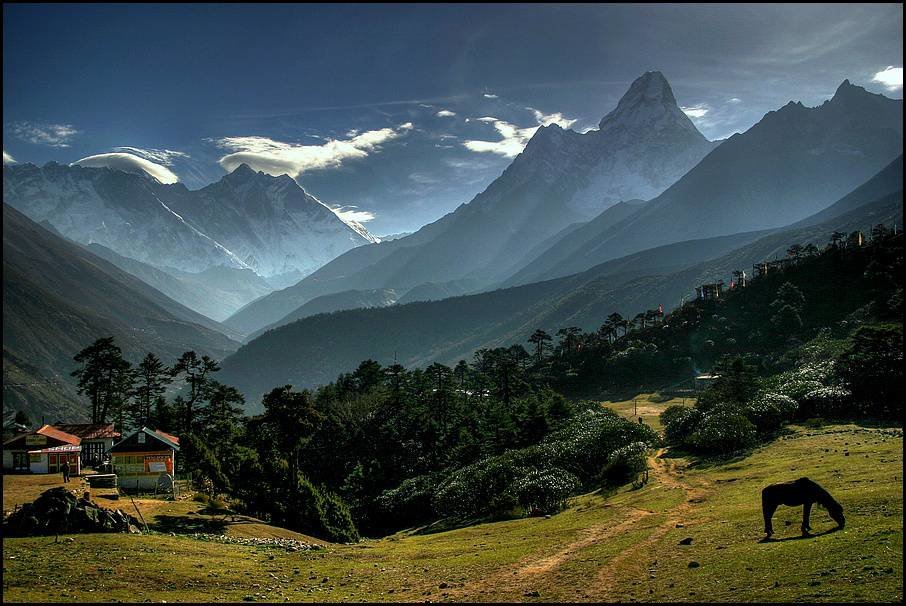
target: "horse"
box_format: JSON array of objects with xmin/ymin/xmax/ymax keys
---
[{"xmin": 761, "ymin": 477, "xmax": 845, "ymax": 538}]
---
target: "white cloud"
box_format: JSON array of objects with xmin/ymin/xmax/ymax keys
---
[
  {"xmin": 112, "ymin": 146, "xmax": 190, "ymax": 166},
  {"xmin": 463, "ymin": 108, "xmax": 578, "ymax": 158},
  {"xmin": 527, "ymin": 108, "xmax": 578, "ymax": 129},
  {"xmin": 328, "ymin": 204, "xmax": 375, "ymax": 223},
  {"xmin": 463, "ymin": 119, "xmax": 538, "ymax": 157},
  {"xmin": 9, "ymin": 121, "xmax": 79, "ymax": 147},
  {"xmin": 483, "ymin": 93, "xmax": 499, "ymax": 99},
  {"xmin": 728, "ymin": 97, "xmax": 742, "ymax": 104},
  {"xmin": 72, "ymin": 152, "xmax": 180, "ymax": 184},
  {"xmin": 3, "ymin": 150, "xmax": 16, "ymax": 164},
  {"xmin": 436, "ymin": 109, "xmax": 457, "ymax": 118},
  {"xmin": 872, "ymin": 66, "xmax": 903, "ymax": 91},
  {"xmin": 213, "ymin": 122, "xmax": 413, "ymax": 177},
  {"xmin": 681, "ymin": 104, "xmax": 711, "ymax": 119}
]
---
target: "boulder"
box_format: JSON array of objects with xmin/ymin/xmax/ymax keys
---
[{"xmin": 2, "ymin": 487, "xmax": 140, "ymax": 536}]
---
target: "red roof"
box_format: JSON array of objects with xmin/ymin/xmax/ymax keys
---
[
  {"xmin": 36, "ymin": 425, "xmax": 81, "ymax": 445},
  {"xmin": 52, "ymin": 423, "xmax": 121, "ymax": 440},
  {"xmin": 155, "ymin": 429, "xmax": 179, "ymax": 445},
  {"xmin": 4, "ymin": 425, "xmax": 82, "ymax": 450}
]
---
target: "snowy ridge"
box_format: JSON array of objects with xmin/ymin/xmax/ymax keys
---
[{"xmin": 2, "ymin": 162, "xmax": 378, "ymax": 280}]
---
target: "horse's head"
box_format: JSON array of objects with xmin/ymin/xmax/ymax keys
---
[{"xmin": 826, "ymin": 500, "xmax": 845, "ymax": 529}]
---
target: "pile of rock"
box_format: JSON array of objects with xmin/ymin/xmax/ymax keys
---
[
  {"xmin": 3, "ymin": 487, "xmax": 141, "ymax": 536},
  {"xmin": 188, "ymin": 532, "xmax": 320, "ymax": 551}
]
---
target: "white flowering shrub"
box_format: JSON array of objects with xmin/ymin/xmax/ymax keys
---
[
  {"xmin": 432, "ymin": 409, "xmax": 658, "ymax": 520},
  {"xmin": 743, "ymin": 392, "xmax": 798, "ymax": 433},
  {"xmin": 688, "ymin": 411, "xmax": 757, "ymax": 455},
  {"xmin": 506, "ymin": 467, "xmax": 581, "ymax": 515},
  {"xmin": 800, "ymin": 385, "xmax": 853, "ymax": 419},
  {"xmin": 601, "ymin": 441, "xmax": 648, "ymax": 486},
  {"xmin": 661, "ymin": 405, "xmax": 704, "ymax": 446},
  {"xmin": 375, "ymin": 473, "xmax": 437, "ymax": 524}
]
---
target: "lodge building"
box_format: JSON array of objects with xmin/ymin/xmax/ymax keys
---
[
  {"xmin": 2, "ymin": 425, "xmax": 82, "ymax": 474},
  {"xmin": 109, "ymin": 427, "xmax": 180, "ymax": 490},
  {"xmin": 52, "ymin": 423, "xmax": 121, "ymax": 466}
]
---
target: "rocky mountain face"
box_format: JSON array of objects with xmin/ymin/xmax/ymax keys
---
[
  {"xmin": 218, "ymin": 168, "xmax": 903, "ymax": 404},
  {"xmin": 502, "ymin": 80, "xmax": 904, "ymax": 285},
  {"xmin": 161, "ymin": 163, "xmax": 379, "ymax": 278},
  {"xmin": 3, "ymin": 204, "xmax": 240, "ymax": 422},
  {"xmin": 2, "ymin": 161, "xmax": 377, "ymax": 284},
  {"xmin": 225, "ymin": 71, "xmax": 718, "ymax": 336}
]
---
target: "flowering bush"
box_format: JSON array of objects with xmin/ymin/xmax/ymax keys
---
[
  {"xmin": 799, "ymin": 385, "xmax": 853, "ymax": 419},
  {"xmin": 742, "ymin": 393, "xmax": 797, "ymax": 433},
  {"xmin": 600, "ymin": 441, "xmax": 648, "ymax": 486},
  {"xmin": 688, "ymin": 411, "xmax": 757, "ymax": 455},
  {"xmin": 661, "ymin": 405, "xmax": 704, "ymax": 446},
  {"xmin": 375, "ymin": 473, "xmax": 437, "ymax": 525},
  {"xmin": 506, "ymin": 467, "xmax": 581, "ymax": 515},
  {"xmin": 432, "ymin": 410, "xmax": 658, "ymax": 520},
  {"xmin": 542, "ymin": 408, "xmax": 659, "ymax": 479}
]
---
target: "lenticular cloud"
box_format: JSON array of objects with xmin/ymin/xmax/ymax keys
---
[{"xmin": 72, "ymin": 152, "xmax": 180, "ymax": 184}]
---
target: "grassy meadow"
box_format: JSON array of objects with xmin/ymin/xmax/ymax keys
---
[{"xmin": 2, "ymin": 417, "xmax": 901, "ymax": 603}]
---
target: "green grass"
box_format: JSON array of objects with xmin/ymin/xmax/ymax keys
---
[
  {"xmin": 601, "ymin": 392, "xmax": 692, "ymax": 432},
  {"xmin": 3, "ymin": 424, "xmax": 902, "ymax": 602}
]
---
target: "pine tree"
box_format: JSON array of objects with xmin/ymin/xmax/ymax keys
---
[{"xmin": 130, "ymin": 353, "xmax": 172, "ymax": 429}]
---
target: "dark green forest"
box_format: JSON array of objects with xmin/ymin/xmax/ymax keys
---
[{"xmin": 57, "ymin": 228, "xmax": 903, "ymax": 541}]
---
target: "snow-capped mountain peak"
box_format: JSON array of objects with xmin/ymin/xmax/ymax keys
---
[
  {"xmin": 598, "ymin": 71, "xmax": 705, "ymax": 141},
  {"xmin": 3, "ymin": 161, "xmax": 380, "ymax": 281}
]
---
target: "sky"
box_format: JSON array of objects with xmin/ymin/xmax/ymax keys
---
[{"xmin": 3, "ymin": 3, "xmax": 903, "ymax": 235}]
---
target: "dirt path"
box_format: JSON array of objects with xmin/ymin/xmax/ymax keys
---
[
  {"xmin": 590, "ymin": 449, "xmax": 709, "ymax": 599},
  {"xmin": 450, "ymin": 448, "xmax": 710, "ymax": 602}
]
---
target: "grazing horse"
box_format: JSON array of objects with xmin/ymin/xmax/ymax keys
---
[{"xmin": 762, "ymin": 477, "xmax": 845, "ymax": 538}]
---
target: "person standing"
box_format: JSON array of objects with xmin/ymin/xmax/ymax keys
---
[{"xmin": 62, "ymin": 460, "xmax": 70, "ymax": 483}]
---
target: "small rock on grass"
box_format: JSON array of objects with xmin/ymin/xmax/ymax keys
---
[{"xmin": 688, "ymin": 561, "xmax": 700, "ymax": 569}]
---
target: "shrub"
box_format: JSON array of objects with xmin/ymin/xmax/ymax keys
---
[
  {"xmin": 273, "ymin": 473, "xmax": 360, "ymax": 543},
  {"xmin": 433, "ymin": 448, "xmax": 543, "ymax": 519},
  {"xmin": 688, "ymin": 411, "xmax": 757, "ymax": 456},
  {"xmin": 661, "ymin": 405, "xmax": 703, "ymax": 446},
  {"xmin": 743, "ymin": 393, "xmax": 797, "ymax": 433},
  {"xmin": 375, "ymin": 474, "xmax": 437, "ymax": 528},
  {"xmin": 541, "ymin": 408, "xmax": 658, "ymax": 479},
  {"xmin": 799, "ymin": 386, "xmax": 853, "ymax": 420},
  {"xmin": 507, "ymin": 467, "xmax": 580, "ymax": 515},
  {"xmin": 319, "ymin": 490, "xmax": 360, "ymax": 543},
  {"xmin": 836, "ymin": 324, "xmax": 903, "ymax": 419},
  {"xmin": 600, "ymin": 441, "xmax": 648, "ymax": 487},
  {"xmin": 432, "ymin": 410, "xmax": 657, "ymax": 520}
]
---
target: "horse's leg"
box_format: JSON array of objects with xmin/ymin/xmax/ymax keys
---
[
  {"xmin": 762, "ymin": 496, "xmax": 777, "ymax": 537},
  {"xmin": 802, "ymin": 502, "xmax": 812, "ymax": 534}
]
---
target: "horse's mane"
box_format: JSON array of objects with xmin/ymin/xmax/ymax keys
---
[{"xmin": 808, "ymin": 479, "xmax": 842, "ymax": 511}]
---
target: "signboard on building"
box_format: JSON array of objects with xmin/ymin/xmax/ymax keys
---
[{"xmin": 25, "ymin": 435, "xmax": 47, "ymax": 446}]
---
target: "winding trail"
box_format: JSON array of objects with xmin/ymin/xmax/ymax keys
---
[
  {"xmin": 449, "ymin": 448, "xmax": 711, "ymax": 602},
  {"xmin": 591, "ymin": 449, "xmax": 710, "ymax": 600}
]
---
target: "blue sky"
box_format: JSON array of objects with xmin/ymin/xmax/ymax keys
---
[{"xmin": 3, "ymin": 3, "xmax": 903, "ymax": 234}]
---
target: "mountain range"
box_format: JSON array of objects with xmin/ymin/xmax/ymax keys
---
[
  {"xmin": 4, "ymin": 70, "xmax": 903, "ymax": 421},
  {"xmin": 223, "ymin": 71, "xmax": 720, "ymax": 335},
  {"xmin": 2, "ymin": 161, "xmax": 379, "ymax": 321},
  {"xmin": 224, "ymin": 76, "xmax": 902, "ymax": 338},
  {"xmin": 3, "ymin": 204, "xmax": 240, "ymax": 422},
  {"xmin": 218, "ymin": 160, "xmax": 904, "ymax": 408}
]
